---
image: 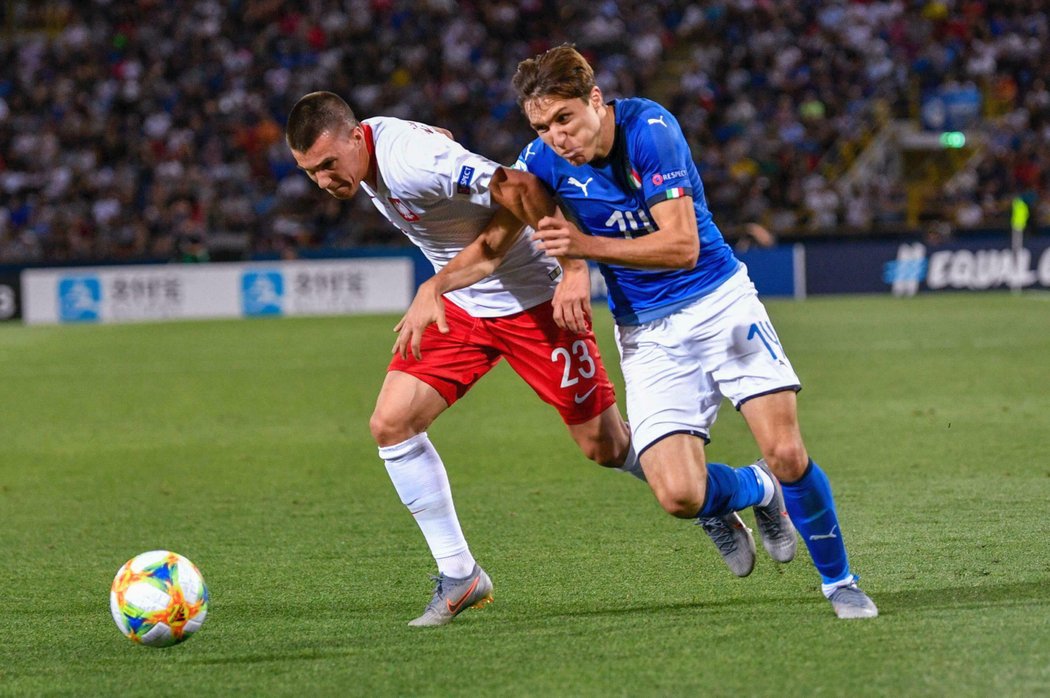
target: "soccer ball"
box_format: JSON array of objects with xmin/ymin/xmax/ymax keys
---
[{"xmin": 110, "ymin": 550, "xmax": 209, "ymax": 647}]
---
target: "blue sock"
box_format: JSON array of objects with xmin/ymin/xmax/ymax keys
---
[
  {"xmin": 781, "ymin": 460, "xmax": 852, "ymax": 585},
  {"xmin": 698, "ymin": 462, "xmax": 765, "ymax": 517}
]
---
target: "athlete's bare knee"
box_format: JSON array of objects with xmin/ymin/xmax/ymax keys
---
[
  {"xmin": 649, "ymin": 478, "xmax": 703, "ymax": 518},
  {"xmin": 763, "ymin": 441, "xmax": 809, "ymax": 481},
  {"xmin": 579, "ymin": 439, "xmax": 625, "ymax": 468},
  {"xmin": 575, "ymin": 413, "xmax": 630, "ymax": 468},
  {"xmin": 571, "ymin": 422, "xmax": 629, "ymax": 468},
  {"xmin": 590, "ymin": 449, "xmax": 622, "ymax": 469},
  {"xmin": 654, "ymin": 490, "xmax": 703, "ymax": 519},
  {"xmin": 369, "ymin": 410, "xmax": 416, "ymax": 447}
]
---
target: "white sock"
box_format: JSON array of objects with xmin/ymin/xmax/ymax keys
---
[
  {"xmin": 380, "ymin": 432, "xmax": 476, "ymax": 578},
  {"xmin": 751, "ymin": 465, "xmax": 775, "ymax": 507},
  {"xmin": 617, "ymin": 441, "xmax": 647, "ymax": 482},
  {"xmin": 435, "ymin": 550, "xmax": 476, "ymax": 579},
  {"xmin": 821, "ymin": 574, "xmax": 856, "ymax": 598}
]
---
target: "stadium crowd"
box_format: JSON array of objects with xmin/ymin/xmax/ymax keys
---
[
  {"xmin": 665, "ymin": 0, "xmax": 1050, "ymax": 237},
  {"xmin": 0, "ymin": 0, "xmax": 1047, "ymax": 264}
]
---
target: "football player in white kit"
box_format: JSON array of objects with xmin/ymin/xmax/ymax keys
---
[{"xmin": 286, "ymin": 91, "xmax": 640, "ymax": 627}]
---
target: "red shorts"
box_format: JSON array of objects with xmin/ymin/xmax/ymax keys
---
[{"xmin": 388, "ymin": 299, "xmax": 616, "ymax": 425}]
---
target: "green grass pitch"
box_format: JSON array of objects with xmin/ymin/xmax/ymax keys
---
[{"xmin": 1, "ymin": 292, "xmax": 1048, "ymax": 696}]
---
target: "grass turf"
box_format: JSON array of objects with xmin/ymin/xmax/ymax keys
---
[{"xmin": 0, "ymin": 292, "xmax": 1048, "ymax": 696}]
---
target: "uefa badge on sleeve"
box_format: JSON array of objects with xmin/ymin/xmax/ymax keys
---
[{"xmin": 456, "ymin": 165, "xmax": 475, "ymax": 195}]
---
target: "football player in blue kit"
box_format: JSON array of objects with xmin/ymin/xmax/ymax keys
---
[{"xmin": 511, "ymin": 45, "xmax": 877, "ymax": 619}]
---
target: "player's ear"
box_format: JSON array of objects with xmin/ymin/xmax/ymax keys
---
[
  {"xmin": 349, "ymin": 125, "xmax": 370, "ymax": 155},
  {"xmin": 589, "ymin": 86, "xmax": 603, "ymax": 110}
]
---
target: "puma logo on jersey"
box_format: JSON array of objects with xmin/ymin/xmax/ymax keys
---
[
  {"xmin": 567, "ymin": 176, "xmax": 593, "ymax": 197},
  {"xmin": 647, "ymin": 115, "xmax": 668, "ymax": 127},
  {"xmin": 522, "ymin": 142, "xmax": 536, "ymax": 161}
]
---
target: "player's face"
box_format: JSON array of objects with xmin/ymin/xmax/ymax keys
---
[
  {"xmin": 524, "ymin": 87, "xmax": 609, "ymax": 165},
  {"xmin": 292, "ymin": 126, "xmax": 370, "ymax": 199}
]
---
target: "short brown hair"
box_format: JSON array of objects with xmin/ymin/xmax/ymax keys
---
[
  {"xmin": 512, "ymin": 44, "xmax": 595, "ymax": 107},
  {"xmin": 286, "ymin": 91, "xmax": 359, "ymax": 152}
]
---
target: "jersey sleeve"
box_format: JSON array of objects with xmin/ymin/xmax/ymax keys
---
[
  {"xmin": 383, "ymin": 122, "xmax": 501, "ymax": 208},
  {"xmin": 628, "ymin": 105, "xmax": 695, "ymax": 209},
  {"xmin": 512, "ymin": 138, "xmax": 550, "ymax": 183}
]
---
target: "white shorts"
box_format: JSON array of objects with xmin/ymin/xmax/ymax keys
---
[{"xmin": 613, "ymin": 266, "xmax": 801, "ymax": 455}]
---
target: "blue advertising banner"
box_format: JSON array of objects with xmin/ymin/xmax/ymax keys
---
[
  {"xmin": 805, "ymin": 235, "xmax": 1050, "ymax": 296},
  {"xmin": 738, "ymin": 245, "xmax": 798, "ymax": 298},
  {"xmin": 587, "ymin": 245, "xmax": 801, "ymax": 305},
  {"xmin": 920, "ymin": 84, "xmax": 982, "ymax": 131},
  {"xmin": 805, "ymin": 240, "xmax": 893, "ymax": 295}
]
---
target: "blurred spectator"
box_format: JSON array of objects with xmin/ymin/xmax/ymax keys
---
[
  {"xmin": 733, "ymin": 222, "xmax": 777, "ymax": 253},
  {"xmin": 664, "ymin": 0, "xmax": 1050, "ymax": 237},
  {"xmin": 0, "ymin": 0, "xmax": 682, "ymax": 262},
  {"xmin": 1, "ymin": 0, "xmax": 1048, "ymax": 264}
]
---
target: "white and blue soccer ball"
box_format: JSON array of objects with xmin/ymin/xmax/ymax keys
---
[{"xmin": 110, "ymin": 550, "xmax": 209, "ymax": 647}]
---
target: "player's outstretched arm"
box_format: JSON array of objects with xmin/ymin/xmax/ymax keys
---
[
  {"xmin": 490, "ymin": 167, "xmax": 592, "ymax": 332},
  {"xmin": 414, "ymin": 165, "xmax": 556, "ymax": 302},
  {"xmin": 394, "ymin": 166, "xmax": 555, "ymax": 360},
  {"xmin": 488, "ymin": 167, "xmax": 559, "ymax": 227},
  {"xmin": 533, "ymin": 197, "xmax": 700, "ymax": 270},
  {"xmin": 392, "ymin": 205, "xmax": 526, "ymax": 360}
]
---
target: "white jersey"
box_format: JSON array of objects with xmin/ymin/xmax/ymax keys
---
[{"xmin": 359, "ymin": 117, "xmax": 561, "ymax": 317}]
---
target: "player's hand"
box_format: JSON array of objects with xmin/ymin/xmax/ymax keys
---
[
  {"xmin": 392, "ymin": 280, "xmax": 448, "ymax": 360},
  {"xmin": 552, "ymin": 261, "xmax": 591, "ymax": 334},
  {"xmin": 532, "ymin": 216, "xmax": 587, "ymax": 258}
]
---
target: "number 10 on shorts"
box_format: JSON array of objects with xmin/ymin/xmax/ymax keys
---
[{"xmin": 748, "ymin": 321, "xmax": 782, "ymax": 360}]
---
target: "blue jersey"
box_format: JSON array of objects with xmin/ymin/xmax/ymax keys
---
[{"xmin": 514, "ymin": 97, "xmax": 739, "ymax": 325}]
